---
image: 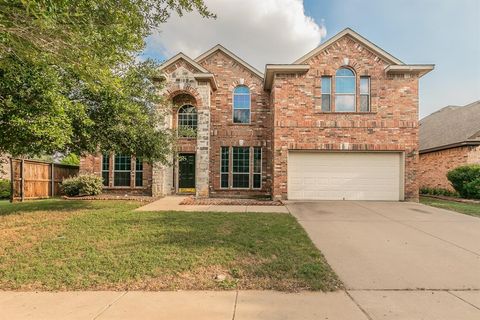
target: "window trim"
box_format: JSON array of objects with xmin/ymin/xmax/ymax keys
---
[
  {"xmin": 113, "ymin": 154, "xmax": 132, "ymax": 187},
  {"xmin": 135, "ymin": 157, "xmax": 143, "ymax": 187},
  {"xmin": 334, "ymin": 67, "xmax": 356, "ymax": 112},
  {"xmin": 232, "ymin": 85, "xmax": 251, "ymax": 124},
  {"xmin": 219, "ymin": 146, "xmax": 262, "ymax": 190}
]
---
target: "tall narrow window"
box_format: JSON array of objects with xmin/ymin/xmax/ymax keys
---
[
  {"xmin": 220, "ymin": 147, "xmax": 229, "ymax": 188},
  {"xmin": 135, "ymin": 157, "xmax": 143, "ymax": 187},
  {"xmin": 102, "ymin": 153, "xmax": 109, "ymax": 187},
  {"xmin": 253, "ymin": 147, "xmax": 262, "ymax": 189},
  {"xmin": 321, "ymin": 76, "xmax": 331, "ymax": 112},
  {"xmin": 335, "ymin": 68, "xmax": 356, "ymax": 112},
  {"xmin": 360, "ymin": 76, "xmax": 370, "ymax": 112},
  {"xmin": 233, "ymin": 86, "xmax": 250, "ymax": 124},
  {"xmin": 177, "ymin": 105, "xmax": 197, "ymax": 137},
  {"xmin": 232, "ymin": 147, "xmax": 250, "ymax": 188},
  {"xmin": 114, "ymin": 154, "xmax": 131, "ymax": 186}
]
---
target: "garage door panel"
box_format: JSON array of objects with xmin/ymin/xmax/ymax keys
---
[{"xmin": 288, "ymin": 152, "xmax": 402, "ymax": 201}]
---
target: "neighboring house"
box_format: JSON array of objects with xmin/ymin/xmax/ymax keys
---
[
  {"xmin": 80, "ymin": 28, "xmax": 433, "ymax": 201},
  {"xmin": 419, "ymin": 101, "xmax": 480, "ymax": 191}
]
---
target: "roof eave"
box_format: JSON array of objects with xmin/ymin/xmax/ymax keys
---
[
  {"xmin": 420, "ymin": 140, "xmax": 480, "ymax": 154},
  {"xmin": 385, "ymin": 64, "xmax": 435, "ymax": 77},
  {"xmin": 263, "ymin": 64, "xmax": 310, "ymax": 90},
  {"xmin": 159, "ymin": 52, "xmax": 210, "ymax": 74}
]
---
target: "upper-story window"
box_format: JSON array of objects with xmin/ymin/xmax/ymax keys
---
[
  {"xmin": 177, "ymin": 104, "xmax": 197, "ymax": 137},
  {"xmin": 321, "ymin": 76, "xmax": 332, "ymax": 112},
  {"xmin": 360, "ymin": 76, "xmax": 371, "ymax": 112},
  {"xmin": 233, "ymin": 85, "xmax": 250, "ymax": 124},
  {"xmin": 335, "ymin": 68, "xmax": 356, "ymax": 112}
]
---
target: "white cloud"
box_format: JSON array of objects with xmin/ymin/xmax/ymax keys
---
[{"xmin": 146, "ymin": 0, "xmax": 326, "ymax": 70}]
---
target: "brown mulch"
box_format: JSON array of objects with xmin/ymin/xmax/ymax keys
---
[
  {"xmin": 179, "ymin": 196, "xmax": 283, "ymax": 206},
  {"xmin": 421, "ymin": 194, "xmax": 480, "ymax": 204},
  {"xmin": 62, "ymin": 194, "xmax": 158, "ymax": 203}
]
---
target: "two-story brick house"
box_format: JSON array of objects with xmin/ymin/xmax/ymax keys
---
[{"xmin": 80, "ymin": 28, "xmax": 433, "ymax": 201}]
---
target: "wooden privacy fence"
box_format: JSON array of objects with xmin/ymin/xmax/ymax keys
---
[{"xmin": 10, "ymin": 158, "xmax": 79, "ymax": 201}]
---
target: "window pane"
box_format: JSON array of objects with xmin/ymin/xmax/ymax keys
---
[
  {"xmin": 321, "ymin": 77, "xmax": 331, "ymax": 93},
  {"xmin": 178, "ymin": 105, "xmax": 197, "ymax": 136},
  {"xmin": 135, "ymin": 172, "xmax": 143, "ymax": 187},
  {"xmin": 114, "ymin": 155, "xmax": 131, "ymax": 171},
  {"xmin": 114, "ymin": 172, "xmax": 130, "ymax": 186},
  {"xmin": 360, "ymin": 77, "xmax": 370, "ymax": 94},
  {"xmin": 233, "ymin": 109, "xmax": 250, "ymax": 124},
  {"xmin": 335, "ymin": 95, "xmax": 355, "ymax": 112},
  {"xmin": 360, "ymin": 95, "xmax": 370, "ymax": 112},
  {"xmin": 335, "ymin": 77, "xmax": 355, "ymax": 93},
  {"xmin": 253, "ymin": 147, "xmax": 261, "ymax": 173},
  {"xmin": 321, "ymin": 95, "xmax": 331, "ymax": 112},
  {"xmin": 221, "ymin": 174, "xmax": 229, "ymax": 188},
  {"xmin": 253, "ymin": 174, "xmax": 261, "ymax": 189},
  {"xmin": 336, "ymin": 68, "xmax": 354, "ymax": 76},
  {"xmin": 233, "ymin": 147, "xmax": 250, "ymax": 173},
  {"xmin": 221, "ymin": 147, "xmax": 229, "ymax": 173},
  {"xmin": 102, "ymin": 172, "xmax": 109, "ymax": 187},
  {"xmin": 233, "ymin": 86, "xmax": 250, "ymax": 123},
  {"xmin": 233, "ymin": 174, "xmax": 249, "ymax": 188}
]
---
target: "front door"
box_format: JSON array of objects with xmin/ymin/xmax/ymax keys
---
[{"xmin": 178, "ymin": 153, "xmax": 195, "ymax": 193}]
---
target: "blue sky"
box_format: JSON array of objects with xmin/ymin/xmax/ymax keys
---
[{"xmin": 143, "ymin": 0, "xmax": 480, "ymax": 118}]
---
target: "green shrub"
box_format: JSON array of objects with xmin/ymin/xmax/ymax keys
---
[
  {"xmin": 61, "ymin": 174, "xmax": 103, "ymax": 197},
  {"xmin": 419, "ymin": 187, "xmax": 458, "ymax": 197},
  {"xmin": 447, "ymin": 165, "xmax": 480, "ymax": 199},
  {"xmin": 0, "ymin": 179, "xmax": 11, "ymax": 199}
]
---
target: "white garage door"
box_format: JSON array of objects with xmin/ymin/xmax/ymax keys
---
[{"xmin": 288, "ymin": 152, "xmax": 403, "ymax": 201}]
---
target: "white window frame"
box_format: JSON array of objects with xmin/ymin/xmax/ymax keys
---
[
  {"xmin": 231, "ymin": 146, "xmax": 250, "ymax": 189},
  {"xmin": 220, "ymin": 146, "xmax": 230, "ymax": 189},
  {"xmin": 360, "ymin": 76, "xmax": 371, "ymax": 112},
  {"xmin": 252, "ymin": 147, "xmax": 262, "ymax": 189},
  {"xmin": 321, "ymin": 76, "xmax": 332, "ymax": 112}
]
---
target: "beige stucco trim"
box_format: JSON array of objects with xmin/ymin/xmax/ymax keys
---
[
  {"xmin": 195, "ymin": 44, "xmax": 264, "ymax": 79},
  {"xmin": 193, "ymin": 73, "xmax": 218, "ymax": 90},
  {"xmin": 294, "ymin": 28, "xmax": 405, "ymax": 65}
]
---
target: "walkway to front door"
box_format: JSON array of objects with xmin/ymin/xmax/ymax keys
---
[{"xmin": 178, "ymin": 153, "xmax": 195, "ymax": 194}]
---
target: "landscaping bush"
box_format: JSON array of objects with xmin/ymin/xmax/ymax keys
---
[
  {"xmin": 61, "ymin": 174, "xmax": 103, "ymax": 197},
  {"xmin": 447, "ymin": 165, "xmax": 480, "ymax": 199},
  {"xmin": 0, "ymin": 179, "xmax": 11, "ymax": 199},
  {"xmin": 419, "ymin": 187, "xmax": 459, "ymax": 197}
]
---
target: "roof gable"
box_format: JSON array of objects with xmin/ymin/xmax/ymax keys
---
[
  {"xmin": 420, "ymin": 101, "xmax": 480, "ymax": 152},
  {"xmin": 294, "ymin": 28, "xmax": 404, "ymax": 65},
  {"xmin": 159, "ymin": 52, "xmax": 210, "ymax": 74},
  {"xmin": 196, "ymin": 44, "xmax": 264, "ymax": 79}
]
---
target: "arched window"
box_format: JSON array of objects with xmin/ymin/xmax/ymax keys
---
[
  {"xmin": 335, "ymin": 68, "xmax": 356, "ymax": 112},
  {"xmin": 177, "ymin": 105, "xmax": 197, "ymax": 136},
  {"xmin": 233, "ymin": 85, "xmax": 250, "ymax": 124}
]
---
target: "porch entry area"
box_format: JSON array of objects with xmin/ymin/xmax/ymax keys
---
[{"xmin": 178, "ymin": 153, "xmax": 195, "ymax": 194}]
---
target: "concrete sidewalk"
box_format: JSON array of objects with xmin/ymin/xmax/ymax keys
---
[
  {"xmin": 136, "ymin": 196, "xmax": 289, "ymax": 213},
  {"xmin": 1, "ymin": 290, "xmax": 479, "ymax": 319}
]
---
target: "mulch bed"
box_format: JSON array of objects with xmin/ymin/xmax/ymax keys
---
[
  {"xmin": 63, "ymin": 195, "xmax": 158, "ymax": 202},
  {"xmin": 179, "ymin": 196, "xmax": 283, "ymax": 206},
  {"xmin": 421, "ymin": 194, "xmax": 480, "ymax": 204}
]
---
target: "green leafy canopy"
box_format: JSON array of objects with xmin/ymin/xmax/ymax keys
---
[{"xmin": 0, "ymin": 0, "xmax": 214, "ymax": 162}]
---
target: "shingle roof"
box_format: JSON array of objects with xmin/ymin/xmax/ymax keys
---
[{"xmin": 419, "ymin": 100, "xmax": 480, "ymax": 152}]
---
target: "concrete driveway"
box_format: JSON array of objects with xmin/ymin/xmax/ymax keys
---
[
  {"xmin": 287, "ymin": 201, "xmax": 480, "ymax": 319},
  {"xmin": 287, "ymin": 201, "xmax": 480, "ymax": 290}
]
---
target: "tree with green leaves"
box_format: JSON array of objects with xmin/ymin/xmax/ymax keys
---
[{"xmin": 0, "ymin": 0, "xmax": 214, "ymax": 162}]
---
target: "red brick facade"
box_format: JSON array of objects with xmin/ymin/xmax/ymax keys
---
[
  {"xmin": 271, "ymin": 35, "xmax": 420, "ymax": 201},
  {"xmin": 419, "ymin": 146, "xmax": 480, "ymax": 190},
  {"xmin": 79, "ymin": 29, "xmax": 430, "ymax": 201}
]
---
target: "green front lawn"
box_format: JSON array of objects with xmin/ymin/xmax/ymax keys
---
[
  {"xmin": 0, "ymin": 199, "xmax": 341, "ymax": 291},
  {"xmin": 420, "ymin": 196, "xmax": 480, "ymax": 218}
]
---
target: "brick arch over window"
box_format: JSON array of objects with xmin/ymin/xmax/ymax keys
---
[{"xmin": 165, "ymin": 83, "xmax": 203, "ymax": 108}]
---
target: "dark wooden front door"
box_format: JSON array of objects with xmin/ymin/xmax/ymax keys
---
[{"xmin": 178, "ymin": 154, "xmax": 195, "ymax": 192}]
